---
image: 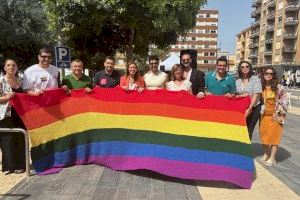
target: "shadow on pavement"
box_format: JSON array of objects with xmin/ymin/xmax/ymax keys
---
[
  {"xmin": 0, "ymin": 194, "xmax": 30, "ymax": 200},
  {"xmin": 127, "ymin": 169, "xmax": 198, "ymax": 186},
  {"xmin": 252, "ymin": 143, "xmax": 291, "ymax": 163}
]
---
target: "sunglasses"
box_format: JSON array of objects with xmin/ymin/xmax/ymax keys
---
[
  {"xmin": 264, "ymin": 72, "xmax": 274, "ymax": 76},
  {"xmin": 241, "ymin": 65, "xmax": 250, "ymax": 69},
  {"xmin": 182, "ymin": 59, "xmax": 190, "ymax": 62},
  {"xmin": 40, "ymin": 55, "xmax": 52, "ymax": 59}
]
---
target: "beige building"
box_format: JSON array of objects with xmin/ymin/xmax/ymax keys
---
[
  {"xmin": 235, "ymin": 27, "xmax": 252, "ymax": 66},
  {"xmin": 169, "ymin": 9, "xmax": 219, "ymax": 72},
  {"xmin": 249, "ymin": 0, "xmax": 300, "ymax": 73}
]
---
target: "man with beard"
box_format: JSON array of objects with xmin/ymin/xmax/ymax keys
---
[
  {"xmin": 23, "ymin": 47, "xmax": 60, "ymax": 96},
  {"xmin": 181, "ymin": 52, "xmax": 205, "ymax": 98},
  {"xmin": 94, "ymin": 56, "xmax": 120, "ymax": 88}
]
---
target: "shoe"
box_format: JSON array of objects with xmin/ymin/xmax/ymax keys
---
[
  {"xmin": 264, "ymin": 159, "xmax": 276, "ymax": 167},
  {"xmin": 259, "ymin": 155, "xmax": 269, "ymax": 162},
  {"xmin": 14, "ymin": 169, "xmax": 25, "ymax": 174}
]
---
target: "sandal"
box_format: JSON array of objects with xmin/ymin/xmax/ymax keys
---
[
  {"xmin": 264, "ymin": 159, "xmax": 276, "ymax": 167},
  {"xmin": 259, "ymin": 155, "xmax": 269, "ymax": 162},
  {"xmin": 14, "ymin": 169, "xmax": 25, "ymax": 174}
]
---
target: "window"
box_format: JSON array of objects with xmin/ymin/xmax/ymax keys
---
[
  {"xmin": 205, "ymin": 29, "xmax": 210, "ymax": 33},
  {"xmin": 206, "ymin": 14, "xmax": 210, "ymax": 18},
  {"xmin": 210, "ymin": 52, "xmax": 215, "ymax": 56},
  {"xmin": 204, "ymin": 60, "xmax": 209, "ymax": 64},
  {"xmin": 192, "ymin": 37, "xmax": 196, "ymax": 41},
  {"xmin": 205, "ymin": 44, "xmax": 209, "ymax": 49},
  {"xmin": 278, "ymin": 16, "xmax": 282, "ymax": 23},
  {"xmin": 204, "ymin": 52, "xmax": 209, "ymax": 56},
  {"xmin": 211, "ymin": 30, "xmax": 216, "ymax": 34}
]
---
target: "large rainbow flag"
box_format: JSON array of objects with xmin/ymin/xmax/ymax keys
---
[{"xmin": 11, "ymin": 87, "xmax": 254, "ymax": 188}]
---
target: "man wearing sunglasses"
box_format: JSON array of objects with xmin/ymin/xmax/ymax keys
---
[
  {"xmin": 23, "ymin": 47, "xmax": 60, "ymax": 96},
  {"xmin": 180, "ymin": 52, "xmax": 205, "ymax": 98}
]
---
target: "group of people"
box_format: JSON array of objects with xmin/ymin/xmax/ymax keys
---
[{"xmin": 0, "ymin": 47, "xmax": 288, "ymax": 174}]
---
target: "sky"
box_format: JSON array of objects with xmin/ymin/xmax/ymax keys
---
[{"xmin": 204, "ymin": 0, "xmax": 253, "ymax": 55}]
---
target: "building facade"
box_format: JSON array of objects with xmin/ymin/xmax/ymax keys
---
[
  {"xmin": 235, "ymin": 27, "xmax": 252, "ymax": 66},
  {"xmin": 250, "ymin": 0, "xmax": 300, "ymax": 74},
  {"xmin": 169, "ymin": 9, "xmax": 219, "ymax": 72}
]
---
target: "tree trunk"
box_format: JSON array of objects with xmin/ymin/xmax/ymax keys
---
[{"xmin": 126, "ymin": 28, "xmax": 135, "ymax": 61}]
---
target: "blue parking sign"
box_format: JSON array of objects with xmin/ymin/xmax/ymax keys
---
[{"xmin": 55, "ymin": 46, "xmax": 71, "ymax": 68}]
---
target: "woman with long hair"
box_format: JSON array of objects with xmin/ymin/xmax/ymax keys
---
[
  {"xmin": 235, "ymin": 61, "xmax": 262, "ymax": 140},
  {"xmin": 0, "ymin": 59, "xmax": 25, "ymax": 174},
  {"xmin": 166, "ymin": 64, "xmax": 192, "ymax": 94},
  {"xmin": 120, "ymin": 61, "xmax": 145, "ymax": 92},
  {"xmin": 259, "ymin": 67, "xmax": 287, "ymax": 166}
]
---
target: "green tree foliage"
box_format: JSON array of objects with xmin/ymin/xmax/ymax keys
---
[
  {"xmin": 0, "ymin": 0, "xmax": 51, "ymax": 69},
  {"xmin": 44, "ymin": 0, "xmax": 207, "ymax": 67}
]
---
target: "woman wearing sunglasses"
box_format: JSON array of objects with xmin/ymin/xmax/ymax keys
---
[
  {"xmin": 259, "ymin": 67, "xmax": 287, "ymax": 166},
  {"xmin": 235, "ymin": 61, "xmax": 262, "ymax": 140}
]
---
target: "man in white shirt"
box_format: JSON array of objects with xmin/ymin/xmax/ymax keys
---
[{"xmin": 23, "ymin": 47, "xmax": 60, "ymax": 96}]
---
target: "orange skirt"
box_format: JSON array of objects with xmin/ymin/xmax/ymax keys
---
[{"xmin": 259, "ymin": 115, "xmax": 283, "ymax": 145}]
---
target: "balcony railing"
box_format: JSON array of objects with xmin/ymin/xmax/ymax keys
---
[
  {"xmin": 283, "ymin": 32, "xmax": 298, "ymax": 39},
  {"xmin": 265, "ymin": 38, "xmax": 274, "ymax": 43},
  {"xmin": 282, "ymin": 46, "xmax": 296, "ymax": 52},
  {"xmin": 282, "ymin": 60, "xmax": 295, "ymax": 65},
  {"xmin": 249, "ymin": 43, "xmax": 259, "ymax": 48},
  {"xmin": 286, "ymin": 3, "xmax": 300, "ymax": 11},
  {"xmin": 265, "ymin": 50, "xmax": 273, "ymax": 55},
  {"xmin": 285, "ymin": 17, "xmax": 298, "ymax": 25},
  {"xmin": 267, "ymin": 12, "xmax": 275, "ymax": 20},
  {"xmin": 267, "ymin": 0, "xmax": 275, "ymax": 8},
  {"xmin": 266, "ymin": 24, "xmax": 275, "ymax": 31},
  {"xmin": 249, "ymin": 52, "xmax": 258, "ymax": 58},
  {"xmin": 265, "ymin": 61, "xmax": 272, "ymax": 65},
  {"xmin": 251, "ymin": 20, "xmax": 260, "ymax": 27},
  {"xmin": 252, "ymin": 0, "xmax": 262, "ymax": 7}
]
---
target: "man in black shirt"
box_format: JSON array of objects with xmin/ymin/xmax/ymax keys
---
[{"xmin": 94, "ymin": 56, "xmax": 120, "ymax": 88}]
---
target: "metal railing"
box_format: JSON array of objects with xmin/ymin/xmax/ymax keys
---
[{"xmin": 0, "ymin": 128, "xmax": 30, "ymax": 177}]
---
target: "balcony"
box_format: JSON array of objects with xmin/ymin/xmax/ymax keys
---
[
  {"xmin": 251, "ymin": 20, "xmax": 260, "ymax": 27},
  {"xmin": 265, "ymin": 38, "xmax": 273, "ymax": 44},
  {"xmin": 267, "ymin": 0, "xmax": 276, "ymax": 8},
  {"xmin": 282, "ymin": 60, "xmax": 296, "ymax": 65},
  {"xmin": 265, "ymin": 60, "xmax": 272, "ymax": 65},
  {"xmin": 285, "ymin": 3, "xmax": 300, "ymax": 12},
  {"xmin": 251, "ymin": 9, "xmax": 261, "ymax": 18},
  {"xmin": 266, "ymin": 24, "xmax": 275, "ymax": 32},
  {"xmin": 249, "ymin": 43, "xmax": 259, "ymax": 49},
  {"xmin": 283, "ymin": 32, "xmax": 298, "ymax": 39},
  {"xmin": 282, "ymin": 46, "xmax": 296, "ymax": 52},
  {"xmin": 285, "ymin": 17, "xmax": 298, "ymax": 26},
  {"xmin": 267, "ymin": 11, "xmax": 275, "ymax": 20},
  {"xmin": 252, "ymin": 0, "xmax": 262, "ymax": 7},
  {"xmin": 265, "ymin": 49, "xmax": 273, "ymax": 55},
  {"xmin": 249, "ymin": 52, "xmax": 258, "ymax": 58}
]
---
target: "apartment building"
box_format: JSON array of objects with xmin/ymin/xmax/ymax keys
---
[
  {"xmin": 169, "ymin": 9, "xmax": 219, "ymax": 72},
  {"xmin": 249, "ymin": 0, "xmax": 300, "ymax": 73},
  {"xmin": 235, "ymin": 27, "xmax": 252, "ymax": 66}
]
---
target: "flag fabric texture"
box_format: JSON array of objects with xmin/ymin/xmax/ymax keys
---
[{"xmin": 11, "ymin": 87, "xmax": 254, "ymax": 188}]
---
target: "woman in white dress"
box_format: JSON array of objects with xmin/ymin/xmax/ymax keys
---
[{"xmin": 166, "ymin": 64, "xmax": 192, "ymax": 94}]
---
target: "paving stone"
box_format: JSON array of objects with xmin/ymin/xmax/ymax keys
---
[
  {"xmin": 92, "ymin": 187, "xmax": 117, "ymax": 200},
  {"xmin": 97, "ymin": 168, "xmax": 121, "ymax": 188},
  {"xmin": 115, "ymin": 189, "xmax": 129, "ymax": 200},
  {"xmin": 128, "ymin": 172, "xmax": 151, "ymax": 199}
]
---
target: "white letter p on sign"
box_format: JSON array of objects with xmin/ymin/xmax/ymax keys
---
[{"xmin": 58, "ymin": 48, "xmax": 68, "ymax": 60}]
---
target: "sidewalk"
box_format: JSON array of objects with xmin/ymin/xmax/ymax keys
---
[{"xmin": 1, "ymin": 107, "xmax": 300, "ymax": 199}]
